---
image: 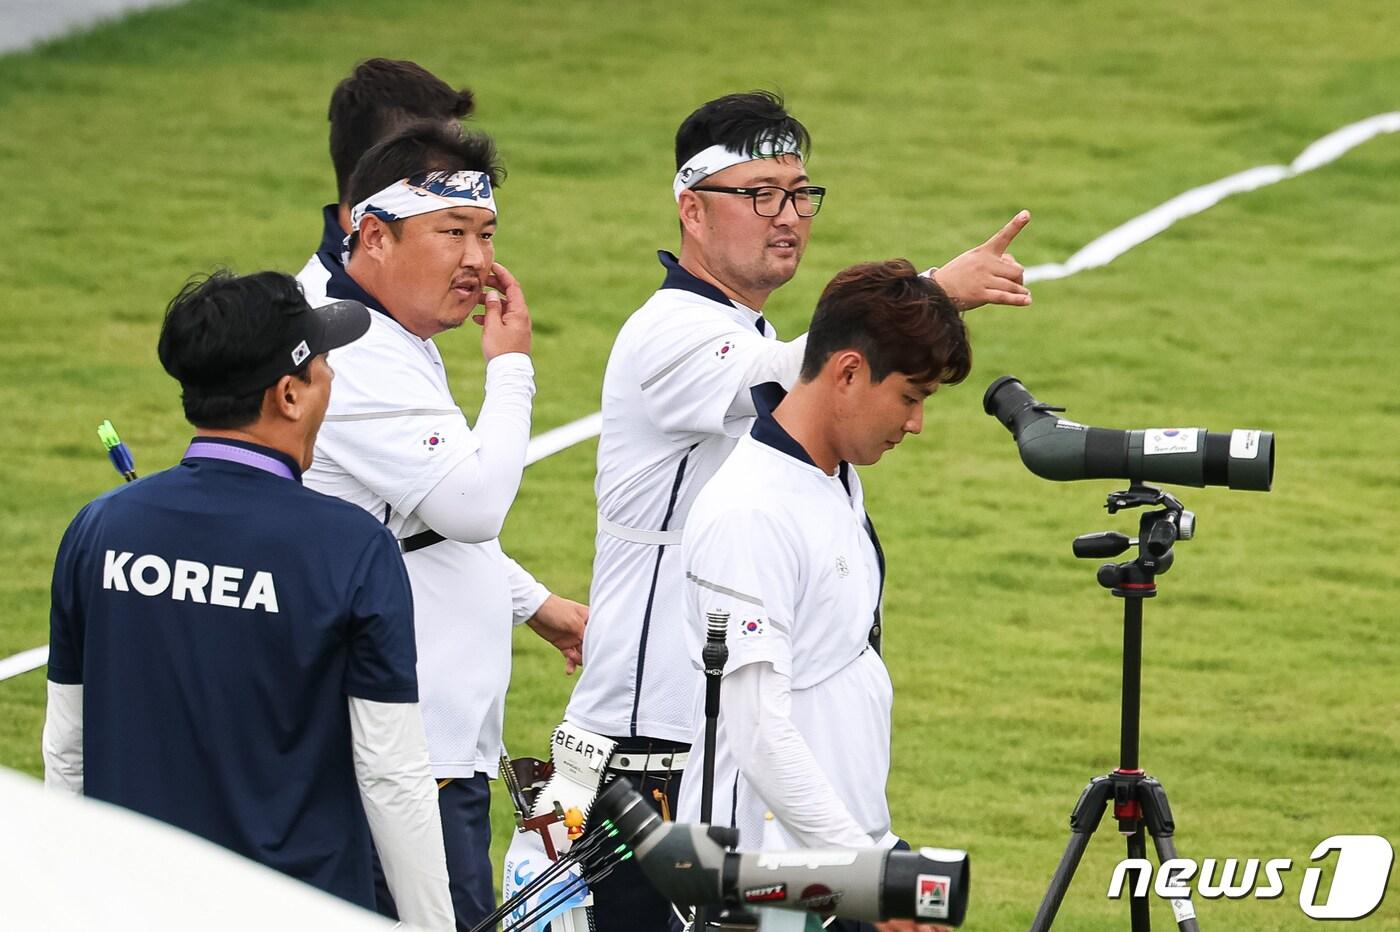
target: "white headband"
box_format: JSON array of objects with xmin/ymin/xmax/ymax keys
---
[
  {"xmin": 672, "ymin": 134, "xmax": 803, "ymax": 201},
  {"xmin": 344, "ymin": 170, "xmax": 496, "ymax": 261}
]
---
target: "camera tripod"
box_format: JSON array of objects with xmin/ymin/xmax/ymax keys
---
[{"xmin": 1029, "ymin": 483, "xmax": 1202, "ymax": 932}]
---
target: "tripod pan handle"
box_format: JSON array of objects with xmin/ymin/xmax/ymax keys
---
[{"xmin": 1073, "ymin": 532, "xmax": 1132, "ymax": 559}]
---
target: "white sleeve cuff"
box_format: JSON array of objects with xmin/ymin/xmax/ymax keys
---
[
  {"xmin": 504, "ymin": 556, "xmax": 550, "ymax": 624},
  {"xmin": 485, "ymin": 352, "xmax": 536, "ymax": 386}
]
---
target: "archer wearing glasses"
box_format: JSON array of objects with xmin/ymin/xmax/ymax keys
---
[
  {"xmin": 563, "ymin": 89, "xmax": 1031, "ymax": 932},
  {"xmin": 690, "ymin": 183, "xmax": 827, "ymax": 218}
]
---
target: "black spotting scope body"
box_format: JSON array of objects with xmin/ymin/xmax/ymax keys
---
[
  {"xmin": 592, "ymin": 778, "xmax": 970, "ymax": 926},
  {"xmin": 983, "ymin": 376, "xmax": 1274, "ymax": 491}
]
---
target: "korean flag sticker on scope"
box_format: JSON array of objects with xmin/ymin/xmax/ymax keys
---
[{"xmin": 1144, "ymin": 428, "xmax": 1199, "ymax": 456}]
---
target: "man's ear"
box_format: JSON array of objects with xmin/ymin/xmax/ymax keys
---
[
  {"xmin": 269, "ymin": 374, "xmax": 303, "ymax": 422},
  {"xmin": 830, "ymin": 349, "xmax": 864, "ymax": 387},
  {"xmin": 358, "ymin": 215, "xmax": 390, "ymax": 258},
  {"xmin": 677, "ymin": 190, "xmax": 705, "ymax": 238}
]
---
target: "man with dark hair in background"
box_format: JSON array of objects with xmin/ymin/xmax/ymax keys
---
[
  {"xmin": 676, "ymin": 259, "xmax": 969, "ymax": 932},
  {"xmin": 302, "ymin": 122, "xmax": 586, "ymax": 931},
  {"xmin": 563, "ymin": 89, "xmax": 1027, "ymax": 929},
  {"xmin": 299, "ymin": 58, "xmax": 477, "ymax": 306},
  {"xmin": 43, "ymin": 271, "xmax": 454, "ymax": 929}
]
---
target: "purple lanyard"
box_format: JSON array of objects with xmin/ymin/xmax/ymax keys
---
[{"xmin": 183, "ymin": 441, "xmax": 297, "ymax": 481}]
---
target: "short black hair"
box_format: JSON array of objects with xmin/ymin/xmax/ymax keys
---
[
  {"xmin": 800, "ymin": 259, "xmax": 971, "ymax": 386},
  {"xmin": 328, "ymin": 58, "xmax": 476, "ymax": 204},
  {"xmin": 674, "ymin": 90, "xmax": 811, "ymax": 169},
  {"xmin": 346, "ymin": 120, "xmax": 503, "ymax": 212},
  {"xmin": 157, "ymin": 271, "xmax": 314, "ymax": 429}
]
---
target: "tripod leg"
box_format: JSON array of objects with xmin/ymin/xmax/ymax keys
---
[
  {"xmin": 1151, "ymin": 833, "xmax": 1201, "ymax": 932},
  {"xmin": 1028, "ymin": 829, "xmax": 1093, "ymax": 932},
  {"xmin": 1126, "ymin": 828, "xmax": 1151, "ymax": 932},
  {"xmin": 1138, "ymin": 777, "xmax": 1201, "ymax": 932},
  {"xmin": 1028, "ymin": 778, "xmax": 1113, "ymax": 932}
]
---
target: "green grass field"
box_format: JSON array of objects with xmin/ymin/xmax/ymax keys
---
[{"xmin": 2, "ymin": 0, "xmax": 1398, "ymax": 927}]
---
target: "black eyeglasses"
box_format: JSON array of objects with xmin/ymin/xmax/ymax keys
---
[{"xmin": 690, "ymin": 184, "xmax": 826, "ymax": 218}]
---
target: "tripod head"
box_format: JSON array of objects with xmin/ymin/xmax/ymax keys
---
[
  {"xmin": 1073, "ymin": 484, "xmax": 1195, "ymax": 593},
  {"xmin": 1068, "ymin": 484, "xmax": 1201, "ymax": 776}
]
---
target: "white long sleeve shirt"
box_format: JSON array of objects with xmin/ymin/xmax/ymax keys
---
[
  {"xmin": 305, "ymin": 308, "xmax": 547, "ymax": 777},
  {"xmin": 720, "ymin": 662, "xmax": 875, "ymax": 849},
  {"xmin": 675, "ymin": 427, "xmax": 896, "ymax": 851}
]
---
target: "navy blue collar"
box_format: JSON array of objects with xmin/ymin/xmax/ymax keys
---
[
  {"xmin": 314, "ymin": 204, "xmax": 344, "ymax": 275},
  {"xmin": 315, "ymin": 204, "xmax": 402, "ymax": 323},
  {"xmin": 657, "ymin": 251, "xmax": 767, "ymax": 336},
  {"xmin": 658, "ymin": 250, "xmax": 735, "ymax": 307},
  {"xmin": 323, "ymin": 257, "xmax": 393, "ymax": 328},
  {"xmin": 749, "ymin": 382, "xmax": 851, "ymax": 490},
  {"xmin": 324, "ymin": 259, "xmax": 389, "ymax": 317},
  {"xmin": 183, "ymin": 436, "xmax": 302, "ymax": 483}
]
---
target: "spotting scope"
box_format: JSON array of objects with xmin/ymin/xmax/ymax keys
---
[
  {"xmin": 983, "ymin": 376, "xmax": 1274, "ymax": 491},
  {"xmin": 591, "ymin": 778, "xmax": 970, "ymax": 926}
]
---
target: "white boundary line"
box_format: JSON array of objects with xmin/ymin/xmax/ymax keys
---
[
  {"xmin": 0, "ymin": 647, "xmax": 49, "ymax": 682},
  {"xmin": 2, "ymin": 110, "xmax": 1397, "ymax": 684},
  {"xmin": 1022, "ymin": 111, "xmax": 1400, "ymax": 282},
  {"xmin": 0, "ymin": 0, "xmax": 187, "ymax": 56},
  {"xmin": 525, "ymin": 412, "xmax": 603, "ymax": 466}
]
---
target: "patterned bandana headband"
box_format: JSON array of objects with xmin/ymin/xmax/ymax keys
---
[
  {"xmin": 344, "ymin": 170, "xmax": 497, "ymax": 261},
  {"xmin": 672, "ymin": 134, "xmax": 803, "ymax": 201}
]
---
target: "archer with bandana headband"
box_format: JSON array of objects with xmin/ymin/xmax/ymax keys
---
[
  {"xmin": 562, "ymin": 90, "xmax": 1031, "ymax": 932},
  {"xmin": 302, "ymin": 121, "xmax": 586, "ymax": 932},
  {"xmin": 341, "ymin": 169, "xmax": 498, "ymax": 265},
  {"xmin": 298, "ymin": 57, "xmax": 478, "ymax": 309}
]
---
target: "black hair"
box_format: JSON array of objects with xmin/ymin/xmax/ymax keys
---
[
  {"xmin": 674, "ymin": 90, "xmax": 811, "ymax": 169},
  {"xmin": 800, "ymin": 259, "xmax": 971, "ymax": 386},
  {"xmin": 345, "ymin": 120, "xmax": 503, "ymax": 212},
  {"xmin": 328, "ymin": 58, "xmax": 476, "ymax": 204},
  {"xmin": 157, "ymin": 271, "xmax": 313, "ymax": 429}
]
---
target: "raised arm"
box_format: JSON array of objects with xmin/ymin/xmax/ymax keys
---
[
  {"xmin": 638, "ymin": 313, "xmax": 806, "ymax": 437},
  {"xmin": 929, "ymin": 210, "xmax": 1032, "ymax": 310}
]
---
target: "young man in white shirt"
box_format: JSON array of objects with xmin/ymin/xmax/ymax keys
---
[
  {"xmin": 563, "ymin": 90, "xmax": 1028, "ymax": 929},
  {"xmin": 677, "ymin": 258, "xmax": 971, "ymax": 932},
  {"xmin": 301, "ymin": 123, "xmax": 586, "ymax": 931}
]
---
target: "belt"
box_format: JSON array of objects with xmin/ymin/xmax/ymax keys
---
[
  {"xmin": 400, "ymin": 528, "xmax": 446, "ymax": 553},
  {"xmin": 598, "ymin": 513, "xmax": 683, "ymax": 547},
  {"xmin": 607, "ymin": 750, "xmax": 690, "ymax": 773}
]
